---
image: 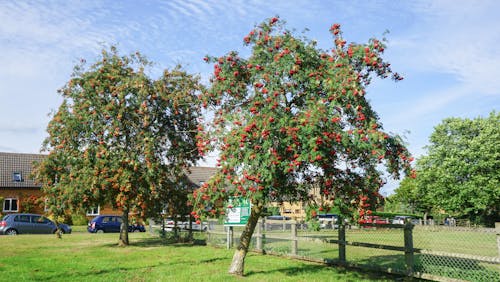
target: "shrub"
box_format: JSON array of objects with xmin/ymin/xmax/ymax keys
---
[{"xmin": 71, "ymin": 213, "xmax": 89, "ymax": 225}]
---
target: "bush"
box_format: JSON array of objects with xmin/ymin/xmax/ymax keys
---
[
  {"xmin": 308, "ymin": 219, "xmax": 321, "ymax": 231},
  {"xmin": 71, "ymin": 213, "xmax": 89, "ymax": 225}
]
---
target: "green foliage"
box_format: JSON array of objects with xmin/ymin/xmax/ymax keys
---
[
  {"xmin": 308, "ymin": 219, "xmax": 321, "ymax": 231},
  {"xmin": 190, "ymin": 18, "xmax": 412, "ymax": 223},
  {"xmin": 20, "ymin": 195, "xmax": 41, "ymax": 213},
  {"xmin": 386, "ymin": 176, "xmax": 433, "ymax": 215},
  {"xmin": 416, "ymin": 111, "xmax": 500, "ymax": 226},
  {"xmin": 71, "ymin": 213, "xmax": 89, "ymax": 226},
  {"xmin": 263, "ymin": 206, "xmax": 280, "ymax": 216},
  {"xmin": 34, "ymin": 46, "xmax": 203, "ymax": 242}
]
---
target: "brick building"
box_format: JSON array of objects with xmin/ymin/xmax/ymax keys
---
[{"xmin": 0, "ymin": 151, "xmax": 217, "ymax": 217}]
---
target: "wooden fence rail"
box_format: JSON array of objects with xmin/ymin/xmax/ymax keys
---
[{"xmin": 209, "ymin": 219, "xmax": 500, "ymax": 281}]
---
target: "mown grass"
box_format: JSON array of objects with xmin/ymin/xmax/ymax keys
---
[{"xmin": 0, "ymin": 230, "xmax": 410, "ymax": 282}]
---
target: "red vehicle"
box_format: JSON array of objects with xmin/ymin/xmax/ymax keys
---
[{"xmin": 358, "ymin": 215, "xmax": 388, "ymax": 225}]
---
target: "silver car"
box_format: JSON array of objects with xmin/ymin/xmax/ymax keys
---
[{"xmin": 0, "ymin": 213, "xmax": 72, "ymax": 235}]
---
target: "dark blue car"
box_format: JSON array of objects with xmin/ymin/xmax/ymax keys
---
[{"xmin": 88, "ymin": 215, "xmax": 145, "ymax": 233}]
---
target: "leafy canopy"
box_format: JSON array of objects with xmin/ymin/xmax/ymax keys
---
[
  {"xmin": 35, "ymin": 47, "xmax": 203, "ymax": 224},
  {"xmin": 416, "ymin": 111, "xmax": 500, "ymax": 225},
  {"xmin": 190, "ymin": 18, "xmax": 413, "ymax": 221}
]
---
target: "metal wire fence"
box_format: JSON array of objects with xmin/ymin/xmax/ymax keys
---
[{"xmin": 205, "ymin": 219, "xmax": 500, "ymax": 282}]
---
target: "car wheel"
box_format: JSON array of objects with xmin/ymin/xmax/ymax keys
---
[
  {"xmin": 6, "ymin": 229, "xmax": 18, "ymax": 235},
  {"xmin": 96, "ymin": 229, "xmax": 104, "ymax": 233}
]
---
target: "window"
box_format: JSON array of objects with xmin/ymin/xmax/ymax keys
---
[
  {"xmin": 12, "ymin": 172, "xmax": 23, "ymax": 182},
  {"xmin": 86, "ymin": 206, "xmax": 100, "ymax": 216},
  {"xmin": 32, "ymin": 215, "xmax": 50, "ymax": 224},
  {"xmin": 14, "ymin": 214, "xmax": 30, "ymax": 222},
  {"xmin": 3, "ymin": 198, "xmax": 18, "ymax": 212}
]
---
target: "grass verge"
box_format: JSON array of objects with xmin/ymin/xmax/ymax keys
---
[{"xmin": 0, "ymin": 231, "xmax": 411, "ymax": 281}]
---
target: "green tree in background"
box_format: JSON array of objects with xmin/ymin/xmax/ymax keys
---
[
  {"xmin": 387, "ymin": 176, "xmax": 433, "ymax": 220},
  {"xmin": 417, "ymin": 111, "xmax": 499, "ymax": 226},
  {"xmin": 190, "ymin": 17, "xmax": 412, "ymax": 276},
  {"xmin": 34, "ymin": 47, "xmax": 203, "ymax": 245}
]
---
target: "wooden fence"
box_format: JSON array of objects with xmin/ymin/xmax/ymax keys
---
[{"xmin": 209, "ymin": 220, "xmax": 500, "ymax": 282}]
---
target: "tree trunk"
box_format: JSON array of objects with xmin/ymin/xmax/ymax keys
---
[
  {"xmin": 119, "ymin": 207, "xmax": 129, "ymax": 246},
  {"xmin": 54, "ymin": 219, "xmax": 62, "ymax": 239},
  {"xmin": 228, "ymin": 203, "xmax": 262, "ymax": 276}
]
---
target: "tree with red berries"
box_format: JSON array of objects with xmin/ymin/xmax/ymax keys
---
[
  {"xmin": 190, "ymin": 17, "xmax": 413, "ymax": 275},
  {"xmin": 34, "ymin": 47, "xmax": 203, "ymax": 246}
]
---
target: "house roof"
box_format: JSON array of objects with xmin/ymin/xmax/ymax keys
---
[
  {"xmin": 0, "ymin": 152, "xmax": 45, "ymax": 188},
  {"xmin": 186, "ymin": 166, "xmax": 218, "ymax": 187},
  {"xmin": 0, "ymin": 151, "xmax": 217, "ymax": 189}
]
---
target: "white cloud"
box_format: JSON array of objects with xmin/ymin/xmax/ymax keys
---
[{"xmin": 393, "ymin": 1, "xmax": 500, "ymax": 96}]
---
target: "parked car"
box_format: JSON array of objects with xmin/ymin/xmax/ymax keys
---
[
  {"xmin": 87, "ymin": 215, "xmax": 145, "ymax": 233},
  {"xmin": 164, "ymin": 218, "xmax": 207, "ymax": 232},
  {"xmin": 316, "ymin": 214, "xmax": 339, "ymax": 229},
  {"xmin": 266, "ymin": 215, "xmax": 291, "ymax": 220},
  {"xmin": 188, "ymin": 221, "xmax": 208, "ymax": 231},
  {"xmin": 129, "ymin": 223, "xmax": 146, "ymax": 232},
  {"xmin": 392, "ymin": 216, "xmax": 413, "ymax": 224},
  {"xmin": 0, "ymin": 213, "xmax": 72, "ymax": 235},
  {"xmin": 359, "ymin": 215, "xmax": 389, "ymax": 225}
]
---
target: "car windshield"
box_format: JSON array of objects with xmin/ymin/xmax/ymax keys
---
[{"xmin": 2, "ymin": 214, "xmax": 12, "ymax": 221}]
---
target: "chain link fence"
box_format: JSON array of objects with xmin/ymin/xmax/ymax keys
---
[
  {"xmin": 412, "ymin": 225, "xmax": 500, "ymax": 282},
  {"xmin": 205, "ymin": 219, "xmax": 500, "ymax": 282}
]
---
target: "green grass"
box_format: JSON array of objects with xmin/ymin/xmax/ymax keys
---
[
  {"xmin": 208, "ymin": 225, "xmax": 500, "ymax": 282},
  {"xmin": 0, "ymin": 230, "xmax": 408, "ymax": 282},
  {"xmin": 240, "ymin": 226, "xmax": 500, "ymax": 282}
]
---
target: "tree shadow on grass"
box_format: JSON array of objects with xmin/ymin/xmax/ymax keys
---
[
  {"xmin": 245, "ymin": 263, "xmax": 409, "ymax": 281},
  {"xmin": 414, "ymin": 253, "xmax": 500, "ymax": 282},
  {"xmin": 40, "ymin": 262, "xmax": 170, "ymax": 281},
  {"xmin": 349, "ymin": 254, "xmax": 406, "ymax": 270},
  {"xmin": 99, "ymin": 237, "xmax": 207, "ymax": 248},
  {"xmin": 351, "ymin": 253, "xmax": 500, "ymax": 282}
]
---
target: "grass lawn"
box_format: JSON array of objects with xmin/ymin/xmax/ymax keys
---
[{"xmin": 0, "ymin": 230, "xmax": 410, "ymax": 282}]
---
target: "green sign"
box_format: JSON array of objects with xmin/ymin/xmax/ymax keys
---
[{"xmin": 224, "ymin": 197, "xmax": 251, "ymax": 226}]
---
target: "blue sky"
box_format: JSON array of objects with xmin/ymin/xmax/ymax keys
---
[{"xmin": 1, "ymin": 1, "xmax": 498, "ymax": 195}]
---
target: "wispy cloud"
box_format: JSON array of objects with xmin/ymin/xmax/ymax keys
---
[{"xmin": 392, "ymin": 1, "xmax": 500, "ymax": 96}]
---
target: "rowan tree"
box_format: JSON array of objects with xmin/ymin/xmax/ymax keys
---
[
  {"xmin": 34, "ymin": 47, "xmax": 203, "ymax": 245},
  {"xmin": 190, "ymin": 18, "xmax": 412, "ymax": 275}
]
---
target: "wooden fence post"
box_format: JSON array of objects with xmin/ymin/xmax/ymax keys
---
[
  {"xmin": 227, "ymin": 226, "xmax": 233, "ymax": 250},
  {"xmin": 404, "ymin": 222, "xmax": 415, "ymax": 276},
  {"xmin": 148, "ymin": 218, "xmax": 155, "ymax": 236},
  {"xmin": 291, "ymin": 221, "xmax": 297, "ymax": 255},
  {"xmin": 495, "ymin": 222, "xmax": 500, "ymax": 258},
  {"xmin": 338, "ymin": 224, "xmax": 346, "ymax": 264},
  {"xmin": 256, "ymin": 219, "xmax": 263, "ymax": 252}
]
